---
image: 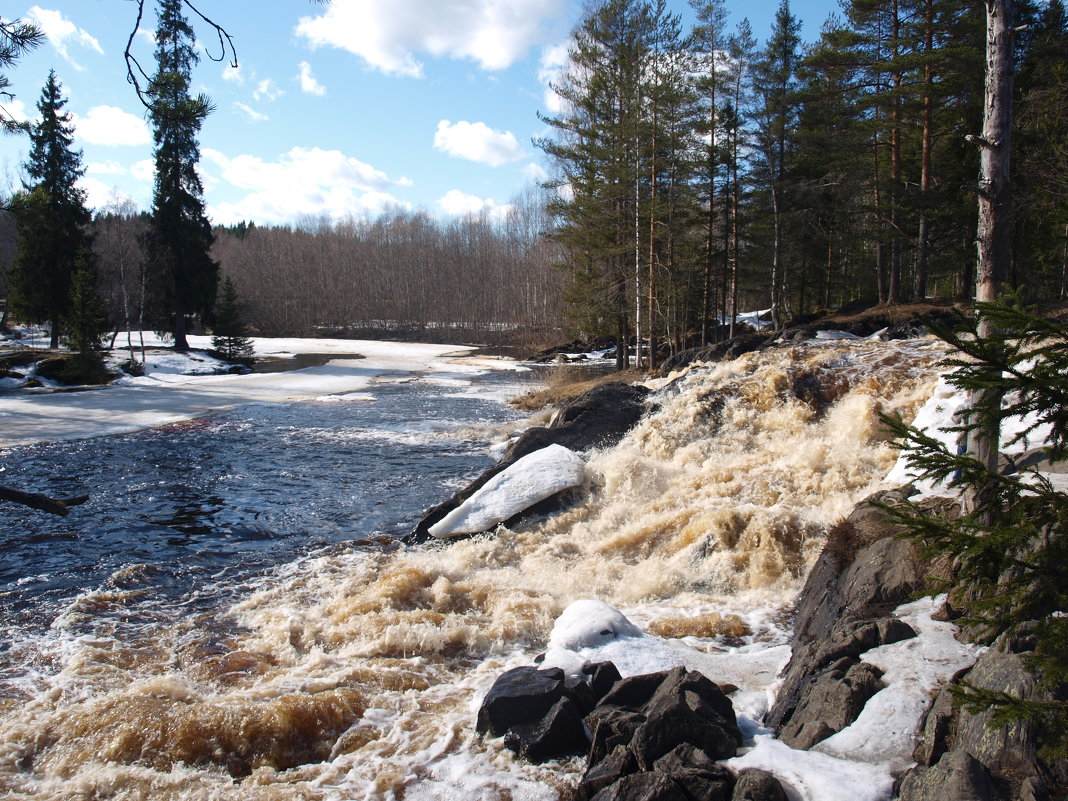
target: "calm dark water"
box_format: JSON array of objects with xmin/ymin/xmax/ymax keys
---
[{"xmin": 0, "ymin": 377, "xmax": 523, "ymax": 637}]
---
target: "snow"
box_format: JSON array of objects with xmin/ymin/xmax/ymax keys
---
[
  {"xmin": 0, "ymin": 333, "xmax": 522, "ymax": 448},
  {"xmin": 814, "ymin": 596, "xmax": 981, "ymax": 764},
  {"xmin": 427, "ymin": 444, "xmax": 586, "ymax": 538},
  {"xmin": 884, "ymin": 370, "xmax": 1058, "ymax": 496},
  {"xmin": 539, "ymin": 600, "xmax": 790, "ymax": 720}
]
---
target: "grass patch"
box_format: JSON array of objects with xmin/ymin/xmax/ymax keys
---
[{"xmin": 510, "ymin": 364, "xmax": 645, "ymax": 411}]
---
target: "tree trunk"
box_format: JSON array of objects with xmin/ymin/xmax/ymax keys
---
[{"xmin": 967, "ymin": 0, "xmax": 1015, "ymax": 512}]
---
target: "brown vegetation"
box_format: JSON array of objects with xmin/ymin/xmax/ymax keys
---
[{"xmin": 509, "ymin": 364, "xmax": 645, "ymax": 412}]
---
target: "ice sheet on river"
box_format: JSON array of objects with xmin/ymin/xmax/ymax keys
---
[{"xmin": 0, "ymin": 336, "xmax": 518, "ymax": 447}]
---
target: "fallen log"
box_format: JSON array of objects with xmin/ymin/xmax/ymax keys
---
[{"xmin": 0, "ymin": 484, "xmax": 89, "ymax": 516}]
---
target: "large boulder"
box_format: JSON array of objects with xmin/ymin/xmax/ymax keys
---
[
  {"xmin": 408, "ymin": 382, "xmax": 650, "ymax": 543},
  {"xmin": 659, "ymin": 334, "xmax": 772, "ymax": 374},
  {"xmin": 778, "ymin": 659, "xmax": 886, "ymax": 749},
  {"xmin": 899, "ymin": 630, "xmax": 1063, "ymax": 801},
  {"xmin": 897, "ymin": 752, "xmax": 1004, "ymax": 801}
]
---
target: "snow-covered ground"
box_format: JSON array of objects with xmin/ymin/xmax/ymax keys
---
[{"xmin": 0, "ymin": 331, "xmax": 525, "ymax": 448}]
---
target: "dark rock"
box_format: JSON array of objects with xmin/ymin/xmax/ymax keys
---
[
  {"xmin": 589, "ymin": 773, "xmax": 691, "ymax": 801},
  {"xmin": 408, "ymin": 382, "xmax": 650, "ymax": 543},
  {"xmin": 952, "ymin": 649, "xmax": 1042, "ymax": 780},
  {"xmin": 651, "ymin": 743, "xmax": 723, "ymax": 774},
  {"xmin": 629, "ymin": 669, "xmax": 742, "ymax": 769},
  {"xmin": 579, "ymin": 745, "xmax": 640, "ymax": 801},
  {"xmin": 566, "ymin": 674, "xmax": 599, "ymax": 716},
  {"xmin": 779, "ymin": 661, "xmax": 885, "ymax": 749},
  {"xmin": 588, "ymin": 661, "xmax": 624, "ymax": 704},
  {"xmin": 913, "ymin": 686, "xmax": 956, "ymax": 767},
  {"xmin": 897, "ymin": 752, "xmax": 1005, "ymax": 801},
  {"xmin": 780, "ymin": 720, "xmax": 837, "ymax": 751},
  {"xmin": 502, "ymin": 696, "xmax": 588, "ymax": 763},
  {"xmin": 731, "ymin": 769, "xmax": 790, "ymax": 801},
  {"xmin": 766, "ymin": 491, "xmax": 926, "ymax": 732},
  {"xmin": 653, "ymin": 745, "xmax": 734, "ymax": 801},
  {"xmin": 576, "ymin": 667, "xmax": 742, "ymax": 801},
  {"xmin": 659, "ymin": 334, "xmax": 772, "ymax": 374},
  {"xmin": 586, "ymin": 706, "xmax": 648, "ymax": 767},
  {"xmin": 476, "ymin": 666, "xmax": 569, "ymax": 738},
  {"xmin": 599, "ymin": 671, "xmax": 673, "ymax": 711}
]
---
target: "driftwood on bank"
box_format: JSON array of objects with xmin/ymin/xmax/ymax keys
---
[{"xmin": 0, "ymin": 484, "xmax": 89, "ymax": 516}]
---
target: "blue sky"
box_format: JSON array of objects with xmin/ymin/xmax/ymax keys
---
[{"xmin": 0, "ymin": 0, "xmax": 840, "ymax": 227}]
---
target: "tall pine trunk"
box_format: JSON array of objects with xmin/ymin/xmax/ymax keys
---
[{"xmin": 966, "ymin": 0, "xmax": 1015, "ymax": 511}]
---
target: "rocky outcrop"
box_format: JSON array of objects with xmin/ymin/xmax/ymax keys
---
[
  {"xmin": 408, "ymin": 382, "xmax": 650, "ymax": 543},
  {"xmin": 765, "ymin": 488, "xmax": 933, "ymax": 737},
  {"xmin": 476, "ymin": 662, "xmax": 622, "ymax": 763},
  {"xmin": 897, "ymin": 629, "xmax": 1067, "ymax": 801},
  {"xmin": 660, "ymin": 335, "xmax": 773, "ymax": 374},
  {"xmin": 766, "ymin": 486, "xmax": 1066, "ymax": 801}
]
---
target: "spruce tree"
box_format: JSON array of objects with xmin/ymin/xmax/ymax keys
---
[
  {"xmin": 210, "ymin": 276, "xmax": 254, "ymax": 363},
  {"xmin": 9, "ymin": 71, "xmax": 93, "ymax": 348},
  {"xmin": 143, "ymin": 0, "xmax": 219, "ymax": 351},
  {"xmin": 883, "ymin": 300, "xmax": 1068, "ymax": 760},
  {"xmin": 62, "ymin": 261, "xmax": 111, "ymax": 383}
]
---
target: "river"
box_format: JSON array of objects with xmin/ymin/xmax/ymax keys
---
[{"xmin": 0, "ymin": 337, "xmax": 948, "ymax": 801}]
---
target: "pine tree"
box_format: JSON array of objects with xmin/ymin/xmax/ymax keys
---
[
  {"xmin": 9, "ymin": 71, "xmax": 93, "ymax": 348},
  {"xmin": 536, "ymin": 0, "xmax": 655, "ymax": 370},
  {"xmin": 882, "ymin": 300, "xmax": 1068, "ymax": 761},
  {"xmin": 143, "ymin": 0, "xmax": 219, "ymax": 351},
  {"xmin": 210, "ymin": 276, "xmax": 254, "ymax": 363},
  {"xmin": 752, "ymin": 0, "xmax": 802, "ymax": 327}
]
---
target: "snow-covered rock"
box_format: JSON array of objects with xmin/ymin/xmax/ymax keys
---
[{"xmin": 427, "ymin": 444, "xmax": 586, "ymax": 538}]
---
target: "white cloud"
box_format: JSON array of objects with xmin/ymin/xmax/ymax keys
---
[
  {"xmin": 298, "ymin": 61, "xmax": 326, "ymax": 96},
  {"xmin": 253, "ymin": 79, "xmax": 283, "ymax": 102},
  {"xmin": 27, "ymin": 6, "xmax": 103, "ymax": 71},
  {"xmin": 234, "ymin": 102, "xmax": 269, "ymax": 122},
  {"xmin": 222, "ymin": 62, "xmax": 247, "ymax": 85},
  {"xmin": 522, "ymin": 162, "xmax": 548, "ymax": 182},
  {"xmin": 1, "ymin": 99, "xmax": 30, "ymax": 127},
  {"xmin": 131, "ymin": 159, "xmax": 155, "ymax": 182},
  {"xmin": 433, "ymin": 120, "xmax": 525, "ymax": 167},
  {"xmin": 203, "ymin": 146, "xmax": 410, "ymax": 225},
  {"xmin": 77, "ymin": 176, "xmax": 139, "ymax": 213},
  {"xmin": 87, "ymin": 160, "xmax": 127, "ymax": 176},
  {"xmin": 295, "ymin": 0, "xmax": 564, "ymax": 78},
  {"xmin": 436, "ymin": 189, "xmax": 512, "ymax": 220},
  {"xmin": 538, "ymin": 41, "xmax": 571, "ymax": 114},
  {"xmin": 75, "ymin": 105, "xmax": 151, "ymax": 146}
]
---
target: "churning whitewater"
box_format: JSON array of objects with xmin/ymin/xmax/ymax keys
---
[{"xmin": 0, "ymin": 336, "xmax": 949, "ymax": 801}]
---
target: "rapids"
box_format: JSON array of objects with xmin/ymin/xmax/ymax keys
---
[{"xmin": 0, "ymin": 337, "xmax": 949, "ymax": 801}]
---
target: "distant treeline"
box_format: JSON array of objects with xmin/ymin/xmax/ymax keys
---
[{"xmin": 0, "ymin": 186, "xmax": 567, "ymax": 345}]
